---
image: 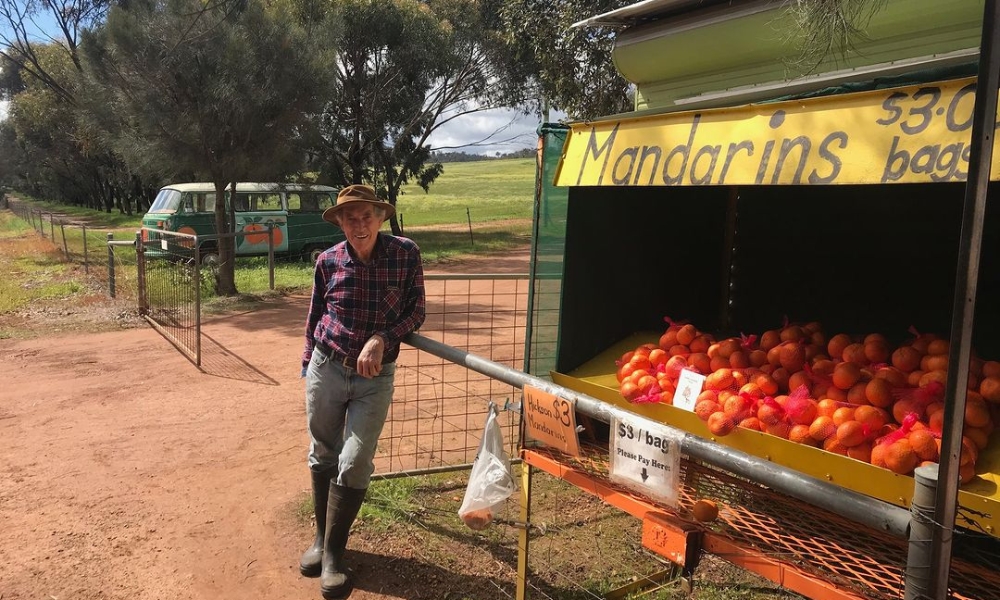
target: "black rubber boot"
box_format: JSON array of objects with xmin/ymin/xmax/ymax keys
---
[
  {"xmin": 320, "ymin": 484, "xmax": 366, "ymax": 599},
  {"xmin": 299, "ymin": 469, "xmax": 333, "ymax": 577}
]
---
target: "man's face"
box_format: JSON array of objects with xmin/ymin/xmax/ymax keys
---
[{"xmin": 339, "ymin": 203, "xmax": 383, "ymax": 256}]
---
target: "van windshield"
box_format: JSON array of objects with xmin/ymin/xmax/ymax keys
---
[{"xmin": 148, "ymin": 189, "xmax": 182, "ymax": 214}]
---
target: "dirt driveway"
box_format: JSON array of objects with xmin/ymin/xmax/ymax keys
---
[{"xmin": 0, "ymin": 250, "xmax": 530, "ymax": 600}]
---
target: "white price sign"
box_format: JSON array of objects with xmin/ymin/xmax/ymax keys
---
[
  {"xmin": 610, "ymin": 414, "xmax": 682, "ymax": 507},
  {"xmin": 673, "ymin": 368, "xmax": 706, "ymax": 412}
]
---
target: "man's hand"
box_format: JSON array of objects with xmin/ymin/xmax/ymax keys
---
[{"xmin": 356, "ymin": 335, "xmax": 385, "ymax": 379}]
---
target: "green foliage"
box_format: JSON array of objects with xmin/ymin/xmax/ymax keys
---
[
  {"xmin": 0, "ymin": 211, "xmax": 82, "ymax": 313},
  {"xmin": 783, "ymin": 0, "xmax": 890, "ymax": 69},
  {"xmin": 81, "ymin": 0, "xmax": 337, "ymax": 294},
  {"xmin": 313, "ymin": 0, "xmax": 537, "ymax": 238},
  {"xmin": 0, "ymin": 0, "xmax": 150, "ymax": 214},
  {"xmin": 0, "ymin": 207, "xmax": 30, "ymax": 235},
  {"xmin": 16, "ymin": 193, "xmax": 144, "ymax": 228},
  {"xmin": 498, "ymin": 0, "xmax": 634, "ymax": 120},
  {"xmin": 82, "ymin": 0, "xmax": 332, "ymax": 184},
  {"xmin": 359, "ymin": 476, "xmax": 424, "ymax": 532},
  {"xmin": 317, "ymin": 0, "xmax": 455, "ymax": 186}
]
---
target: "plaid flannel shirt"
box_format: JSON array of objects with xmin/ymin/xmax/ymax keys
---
[{"xmin": 302, "ymin": 233, "xmax": 425, "ymax": 370}]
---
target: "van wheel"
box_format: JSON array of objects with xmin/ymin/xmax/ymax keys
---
[
  {"xmin": 200, "ymin": 249, "xmax": 220, "ymax": 267},
  {"xmin": 305, "ymin": 245, "xmax": 328, "ymax": 264}
]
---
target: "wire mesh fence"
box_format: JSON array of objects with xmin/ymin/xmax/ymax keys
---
[
  {"xmin": 7, "ymin": 198, "xmax": 140, "ymax": 300},
  {"xmin": 379, "ymin": 274, "xmax": 528, "ymax": 476},
  {"xmin": 348, "ymin": 275, "xmax": 528, "ymax": 600}
]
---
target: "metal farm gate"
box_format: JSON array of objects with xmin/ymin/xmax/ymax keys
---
[{"xmin": 136, "ymin": 228, "xmax": 203, "ymax": 365}]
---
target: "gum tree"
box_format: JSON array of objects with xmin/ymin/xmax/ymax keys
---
[
  {"xmin": 81, "ymin": 0, "xmax": 333, "ymax": 295},
  {"xmin": 315, "ymin": 0, "xmax": 539, "ymax": 235}
]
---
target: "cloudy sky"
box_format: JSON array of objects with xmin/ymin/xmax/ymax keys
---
[{"xmin": 425, "ymin": 107, "xmax": 552, "ymax": 156}]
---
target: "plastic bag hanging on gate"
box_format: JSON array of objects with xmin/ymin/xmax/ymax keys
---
[{"xmin": 458, "ymin": 403, "xmax": 516, "ymax": 530}]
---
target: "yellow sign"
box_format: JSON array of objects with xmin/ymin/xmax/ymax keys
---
[
  {"xmin": 522, "ymin": 385, "xmax": 581, "ymax": 457},
  {"xmin": 555, "ymin": 77, "xmax": 995, "ymax": 187}
]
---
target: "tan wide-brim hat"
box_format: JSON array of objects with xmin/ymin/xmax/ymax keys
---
[{"xmin": 322, "ymin": 184, "xmax": 396, "ymax": 226}]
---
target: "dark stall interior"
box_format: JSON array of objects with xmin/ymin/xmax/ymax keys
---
[{"xmin": 557, "ymin": 182, "xmax": 1000, "ymax": 374}]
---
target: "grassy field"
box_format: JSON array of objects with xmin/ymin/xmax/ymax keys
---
[
  {"xmin": 1, "ymin": 157, "xmax": 536, "ymax": 313},
  {"xmin": 13, "ymin": 157, "xmax": 537, "ymax": 233},
  {"xmin": 395, "ymin": 157, "xmax": 535, "ymax": 227},
  {"xmin": 0, "ymin": 212, "xmax": 84, "ymax": 313}
]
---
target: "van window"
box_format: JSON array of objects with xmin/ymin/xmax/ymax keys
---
[
  {"xmin": 289, "ymin": 192, "xmax": 334, "ymax": 213},
  {"xmin": 180, "ymin": 193, "xmax": 216, "ymax": 213},
  {"xmin": 200, "ymin": 193, "xmax": 217, "ymax": 212},
  {"xmin": 236, "ymin": 193, "xmax": 282, "ymax": 212},
  {"xmin": 149, "ymin": 188, "xmax": 182, "ymax": 213}
]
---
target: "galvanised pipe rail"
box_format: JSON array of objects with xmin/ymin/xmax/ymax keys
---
[{"xmin": 404, "ymin": 332, "xmax": 913, "ymax": 539}]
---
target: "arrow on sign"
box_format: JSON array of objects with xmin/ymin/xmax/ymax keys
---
[{"xmin": 641, "ymin": 467, "xmax": 648, "ymax": 482}]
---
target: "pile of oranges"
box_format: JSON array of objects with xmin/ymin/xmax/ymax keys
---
[{"xmin": 615, "ymin": 318, "xmax": 1000, "ymax": 481}]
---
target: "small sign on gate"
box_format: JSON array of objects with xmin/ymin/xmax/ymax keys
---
[{"xmin": 523, "ymin": 385, "xmax": 581, "ymax": 457}]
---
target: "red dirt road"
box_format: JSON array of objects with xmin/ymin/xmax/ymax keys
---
[{"xmin": 0, "ymin": 250, "xmax": 530, "ymax": 600}]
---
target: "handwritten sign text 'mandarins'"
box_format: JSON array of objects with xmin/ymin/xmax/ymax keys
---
[{"xmin": 554, "ymin": 77, "xmax": 996, "ymax": 187}]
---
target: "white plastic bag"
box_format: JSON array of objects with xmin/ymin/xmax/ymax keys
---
[{"xmin": 458, "ymin": 404, "xmax": 516, "ymax": 530}]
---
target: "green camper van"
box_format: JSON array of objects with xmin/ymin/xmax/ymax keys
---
[{"xmin": 141, "ymin": 182, "xmax": 344, "ymax": 264}]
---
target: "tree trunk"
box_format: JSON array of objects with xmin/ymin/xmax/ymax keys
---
[{"xmin": 213, "ymin": 180, "xmax": 238, "ymax": 296}]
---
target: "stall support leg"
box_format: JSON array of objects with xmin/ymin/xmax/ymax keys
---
[
  {"xmin": 516, "ymin": 461, "xmax": 533, "ymax": 600},
  {"xmin": 933, "ymin": 1, "xmax": 1000, "ymax": 596},
  {"xmin": 905, "ymin": 464, "xmax": 937, "ymax": 600}
]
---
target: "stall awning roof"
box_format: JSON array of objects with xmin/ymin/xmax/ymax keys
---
[{"xmin": 570, "ymin": 0, "xmax": 742, "ymax": 28}]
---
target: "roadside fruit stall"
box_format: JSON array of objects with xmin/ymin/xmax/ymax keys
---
[{"xmin": 521, "ymin": 2, "xmax": 1000, "ymax": 598}]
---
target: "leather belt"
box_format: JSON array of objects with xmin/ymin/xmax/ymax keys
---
[{"xmin": 315, "ymin": 344, "xmax": 358, "ymax": 370}]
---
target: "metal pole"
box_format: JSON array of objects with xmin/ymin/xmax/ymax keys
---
[
  {"xmin": 107, "ymin": 233, "xmax": 116, "ymax": 298},
  {"xmin": 82, "ymin": 225, "xmax": 89, "ymax": 275},
  {"xmin": 932, "ymin": 1, "xmax": 1000, "ymax": 595},
  {"xmin": 60, "ymin": 221, "xmax": 68, "ymax": 257},
  {"xmin": 267, "ymin": 224, "xmax": 275, "ymax": 291},
  {"xmin": 49, "ymin": 213, "xmax": 54, "ymax": 240},
  {"xmin": 906, "ymin": 464, "xmax": 937, "ymax": 600},
  {"xmin": 135, "ymin": 231, "xmax": 148, "ymax": 314},
  {"xmin": 404, "ymin": 332, "xmax": 912, "ymax": 538}
]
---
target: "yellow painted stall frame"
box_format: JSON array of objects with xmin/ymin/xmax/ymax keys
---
[{"xmin": 551, "ymin": 332, "xmax": 1000, "ymax": 538}]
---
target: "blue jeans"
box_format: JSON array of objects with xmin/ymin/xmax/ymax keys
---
[{"xmin": 305, "ymin": 347, "xmax": 395, "ymax": 489}]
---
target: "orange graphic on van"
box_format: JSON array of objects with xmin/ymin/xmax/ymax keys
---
[
  {"xmin": 240, "ymin": 219, "xmax": 284, "ymax": 248},
  {"xmin": 177, "ymin": 226, "xmax": 197, "ymax": 248}
]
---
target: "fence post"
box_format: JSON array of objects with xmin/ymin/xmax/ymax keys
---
[
  {"xmin": 60, "ymin": 221, "xmax": 68, "ymax": 257},
  {"xmin": 107, "ymin": 233, "xmax": 116, "ymax": 298},
  {"xmin": 466, "ymin": 207, "xmax": 474, "ymax": 246},
  {"xmin": 49, "ymin": 213, "xmax": 55, "ymax": 240},
  {"xmin": 905, "ymin": 464, "xmax": 937, "ymax": 599},
  {"xmin": 267, "ymin": 224, "xmax": 275, "ymax": 291},
  {"xmin": 135, "ymin": 231, "xmax": 148, "ymax": 314},
  {"xmin": 194, "ymin": 238, "xmax": 202, "ymax": 367},
  {"xmin": 82, "ymin": 225, "xmax": 89, "ymax": 275}
]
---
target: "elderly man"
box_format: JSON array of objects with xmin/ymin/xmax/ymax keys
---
[{"xmin": 299, "ymin": 184, "xmax": 425, "ymax": 599}]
